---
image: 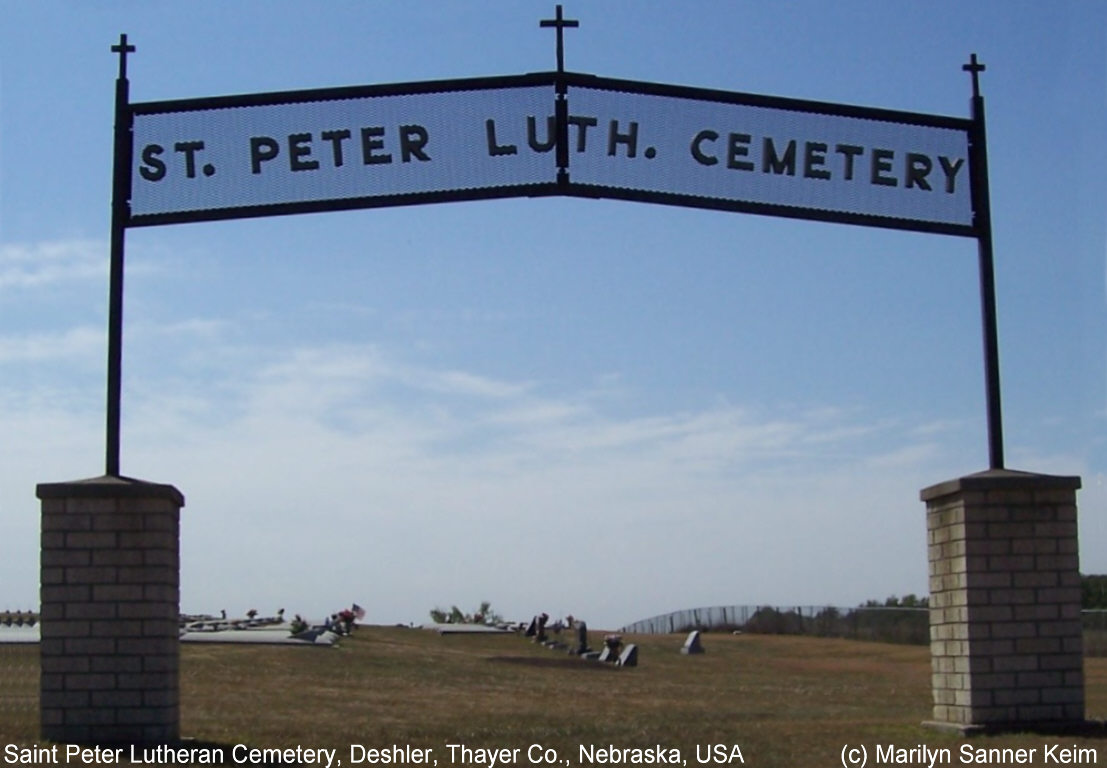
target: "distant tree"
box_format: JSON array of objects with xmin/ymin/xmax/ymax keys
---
[
  {"xmin": 1082, "ymin": 575, "xmax": 1107, "ymax": 609},
  {"xmin": 861, "ymin": 594, "xmax": 928, "ymax": 608},
  {"xmin": 429, "ymin": 601, "xmax": 503, "ymax": 625}
]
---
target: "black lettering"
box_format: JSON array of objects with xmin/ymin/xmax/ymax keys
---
[
  {"xmin": 400, "ymin": 125, "xmax": 430, "ymax": 162},
  {"xmin": 835, "ymin": 144, "xmax": 864, "ymax": 180},
  {"xmin": 904, "ymin": 153, "xmax": 932, "ymax": 190},
  {"xmin": 567, "ymin": 115, "xmax": 598, "ymax": 152},
  {"xmin": 803, "ymin": 141, "xmax": 830, "ymax": 180},
  {"xmin": 871, "ymin": 148, "xmax": 897, "ymax": 186},
  {"xmin": 288, "ymin": 133, "xmax": 319, "ymax": 172},
  {"xmin": 139, "ymin": 144, "xmax": 166, "ymax": 182},
  {"xmin": 485, "ymin": 120, "xmax": 516, "ymax": 156},
  {"xmin": 726, "ymin": 133, "xmax": 753, "ymax": 171},
  {"xmin": 762, "ymin": 137, "xmax": 796, "ymax": 175},
  {"xmin": 361, "ymin": 126, "xmax": 392, "ymax": 164},
  {"xmin": 174, "ymin": 141, "xmax": 205, "ymax": 179},
  {"xmin": 250, "ymin": 136, "xmax": 280, "ymax": 174},
  {"xmin": 608, "ymin": 120, "xmax": 638, "ymax": 157},
  {"xmin": 938, "ymin": 156, "xmax": 965, "ymax": 193},
  {"xmin": 321, "ymin": 129, "xmax": 351, "ymax": 167},
  {"xmin": 527, "ymin": 115, "xmax": 556, "ymax": 152},
  {"xmin": 691, "ymin": 130, "xmax": 718, "ymax": 166}
]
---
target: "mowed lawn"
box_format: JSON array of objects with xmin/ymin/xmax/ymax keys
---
[{"xmin": 3, "ymin": 628, "xmax": 1107, "ymax": 766}]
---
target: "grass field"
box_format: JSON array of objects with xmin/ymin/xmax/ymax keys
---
[{"xmin": 2, "ymin": 628, "xmax": 1107, "ymax": 766}]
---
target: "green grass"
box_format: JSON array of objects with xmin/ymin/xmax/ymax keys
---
[{"xmin": 3, "ymin": 628, "xmax": 1107, "ymax": 766}]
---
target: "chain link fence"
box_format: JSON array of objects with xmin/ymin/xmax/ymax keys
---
[
  {"xmin": 624, "ymin": 605, "xmax": 1107, "ymax": 656},
  {"xmin": 621, "ymin": 605, "xmax": 930, "ymax": 644}
]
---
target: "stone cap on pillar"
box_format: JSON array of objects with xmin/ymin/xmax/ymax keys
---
[
  {"xmin": 921, "ymin": 468, "xmax": 1081, "ymax": 503},
  {"xmin": 37, "ymin": 474, "xmax": 185, "ymax": 507}
]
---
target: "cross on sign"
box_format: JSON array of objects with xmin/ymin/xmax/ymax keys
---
[
  {"xmin": 112, "ymin": 33, "xmax": 135, "ymax": 80},
  {"xmin": 540, "ymin": 5, "xmax": 579, "ymax": 73},
  {"xmin": 963, "ymin": 53, "xmax": 985, "ymax": 99}
]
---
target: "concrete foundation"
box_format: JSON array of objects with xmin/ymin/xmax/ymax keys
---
[
  {"xmin": 921, "ymin": 469, "xmax": 1083, "ymax": 731},
  {"xmin": 38, "ymin": 475, "xmax": 184, "ymax": 744}
]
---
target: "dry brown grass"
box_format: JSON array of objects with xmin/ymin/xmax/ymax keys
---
[{"xmin": 3, "ymin": 628, "xmax": 1107, "ymax": 766}]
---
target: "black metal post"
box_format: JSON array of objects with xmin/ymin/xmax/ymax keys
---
[
  {"xmin": 964, "ymin": 54, "xmax": 1005, "ymax": 470},
  {"xmin": 541, "ymin": 5, "xmax": 578, "ymax": 186},
  {"xmin": 106, "ymin": 35, "xmax": 135, "ymax": 477}
]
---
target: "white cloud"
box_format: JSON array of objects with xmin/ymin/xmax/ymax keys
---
[
  {"xmin": 0, "ymin": 325, "xmax": 103, "ymax": 363},
  {"xmin": 0, "ymin": 337, "xmax": 981, "ymax": 627},
  {"xmin": 0, "ymin": 239, "xmax": 106, "ymax": 289}
]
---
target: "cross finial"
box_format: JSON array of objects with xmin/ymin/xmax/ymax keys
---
[
  {"xmin": 540, "ymin": 5, "xmax": 579, "ymax": 73},
  {"xmin": 111, "ymin": 33, "xmax": 135, "ymax": 80},
  {"xmin": 963, "ymin": 53, "xmax": 985, "ymax": 99}
]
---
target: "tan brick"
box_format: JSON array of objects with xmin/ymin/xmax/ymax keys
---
[
  {"xmin": 90, "ymin": 655, "xmax": 142, "ymax": 674},
  {"xmin": 1015, "ymin": 637, "xmax": 1062, "ymax": 654},
  {"xmin": 970, "ymin": 605, "xmax": 1012, "ymax": 622},
  {"xmin": 91, "ymin": 690, "xmax": 142, "ymax": 708},
  {"xmin": 65, "ymin": 603, "xmax": 117, "ymax": 620},
  {"xmin": 65, "ymin": 673, "xmax": 117, "ymax": 691},
  {"xmin": 974, "ymin": 539, "xmax": 1012, "ymax": 556},
  {"xmin": 66, "ymin": 498, "xmax": 121, "ymax": 516},
  {"xmin": 92, "ymin": 549, "xmax": 144, "ymax": 567},
  {"xmin": 1016, "ymin": 704, "xmax": 1064, "ymax": 721},
  {"xmin": 994, "ymin": 688, "xmax": 1041, "ymax": 706},
  {"xmin": 989, "ymin": 589, "xmax": 1036, "ymax": 605},
  {"xmin": 1054, "ymin": 505, "xmax": 1077, "ymax": 522},
  {"xmin": 67, "ymin": 567, "xmax": 120, "ymax": 585},
  {"xmin": 92, "ymin": 584, "xmax": 144, "ymax": 602},
  {"xmin": 989, "ymin": 623, "xmax": 1037, "ymax": 640},
  {"xmin": 40, "ymin": 621, "xmax": 91, "ymax": 640},
  {"xmin": 1039, "ymin": 654, "xmax": 1082, "ymax": 671},
  {"xmin": 988, "ymin": 555, "xmax": 1036, "ymax": 571},
  {"xmin": 42, "ymin": 512, "xmax": 93, "ymax": 532},
  {"xmin": 1032, "ymin": 489, "xmax": 1078, "ymax": 505},
  {"xmin": 91, "ymin": 513, "xmax": 148, "ymax": 531},
  {"xmin": 40, "ymin": 690, "xmax": 90, "ymax": 709},
  {"xmin": 1013, "ymin": 604, "xmax": 1059, "ymax": 621},
  {"xmin": 41, "ymin": 549, "xmax": 91, "ymax": 568},
  {"xmin": 63, "ymin": 637, "xmax": 116, "ymax": 655},
  {"xmin": 1037, "ymin": 586, "xmax": 1080, "ymax": 604},
  {"xmin": 66, "ymin": 532, "xmax": 117, "ymax": 549},
  {"xmin": 91, "ymin": 620, "xmax": 144, "ymax": 638}
]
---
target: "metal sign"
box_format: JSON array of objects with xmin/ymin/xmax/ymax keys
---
[
  {"xmin": 129, "ymin": 76, "xmax": 560, "ymax": 226},
  {"xmin": 103, "ymin": 18, "xmax": 1006, "ymax": 478},
  {"xmin": 125, "ymin": 74, "xmax": 974, "ymax": 237}
]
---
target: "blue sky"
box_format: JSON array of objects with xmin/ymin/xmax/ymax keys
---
[{"xmin": 1, "ymin": 1, "xmax": 1103, "ymax": 628}]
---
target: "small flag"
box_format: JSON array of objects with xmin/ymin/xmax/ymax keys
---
[{"xmin": 352, "ymin": 603, "xmax": 366, "ymax": 620}]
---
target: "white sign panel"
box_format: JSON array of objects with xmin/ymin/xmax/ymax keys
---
[
  {"xmin": 564, "ymin": 84, "xmax": 973, "ymax": 229},
  {"xmin": 130, "ymin": 84, "xmax": 558, "ymax": 220},
  {"xmin": 127, "ymin": 75, "xmax": 974, "ymax": 234}
]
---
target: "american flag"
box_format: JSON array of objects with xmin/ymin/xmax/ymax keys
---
[{"xmin": 351, "ymin": 603, "xmax": 366, "ymax": 620}]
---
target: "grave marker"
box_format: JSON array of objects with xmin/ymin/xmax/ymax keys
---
[
  {"xmin": 681, "ymin": 630, "xmax": 705, "ymax": 655},
  {"xmin": 618, "ymin": 644, "xmax": 638, "ymax": 668}
]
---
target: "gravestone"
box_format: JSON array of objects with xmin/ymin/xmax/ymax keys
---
[
  {"xmin": 681, "ymin": 630, "xmax": 705, "ymax": 655},
  {"xmin": 599, "ymin": 633, "xmax": 622, "ymax": 663},
  {"xmin": 571, "ymin": 621, "xmax": 591, "ymax": 655},
  {"xmin": 618, "ymin": 643, "xmax": 638, "ymax": 667}
]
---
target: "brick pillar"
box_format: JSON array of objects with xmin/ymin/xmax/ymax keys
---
[
  {"xmin": 921, "ymin": 469, "xmax": 1083, "ymax": 732},
  {"xmin": 38, "ymin": 475, "xmax": 184, "ymax": 744}
]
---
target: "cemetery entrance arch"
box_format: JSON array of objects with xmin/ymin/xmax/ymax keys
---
[{"xmin": 37, "ymin": 14, "xmax": 1088, "ymax": 746}]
